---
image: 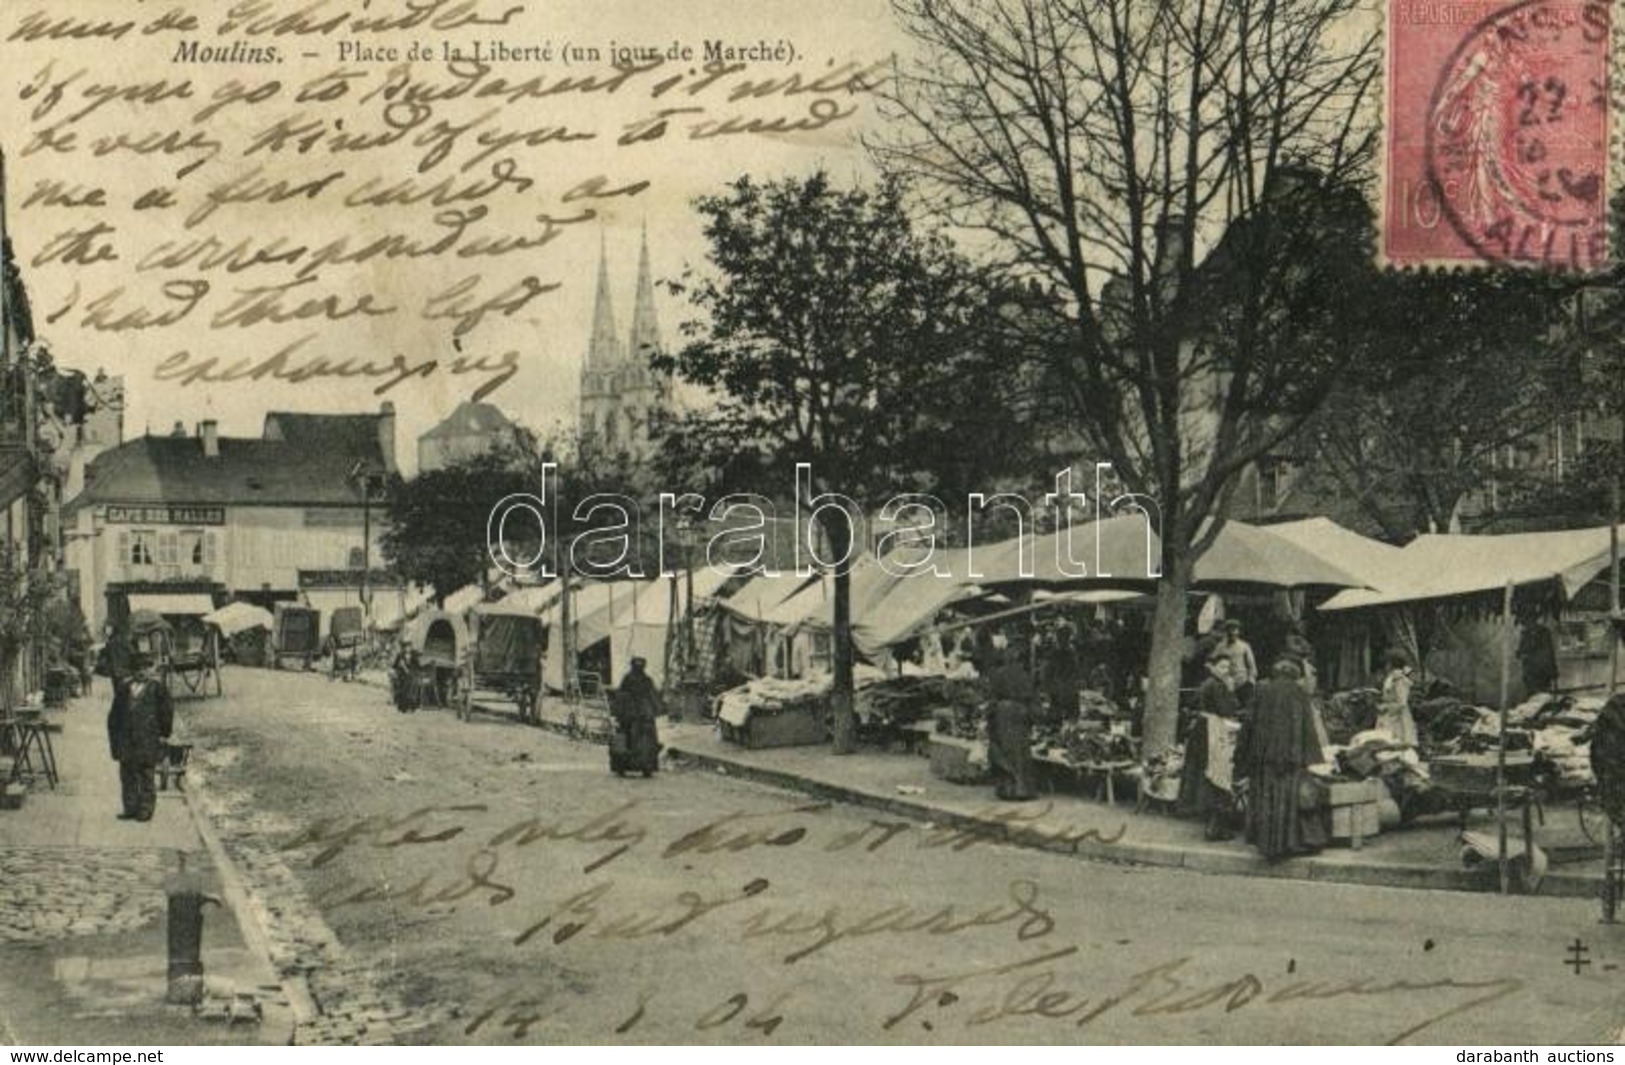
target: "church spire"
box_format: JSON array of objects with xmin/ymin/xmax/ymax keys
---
[
  {"xmin": 586, "ymin": 233, "xmax": 621, "ymax": 370},
  {"xmin": 628, "ymin": 224, "xmax": 662, "ymax": 365}
]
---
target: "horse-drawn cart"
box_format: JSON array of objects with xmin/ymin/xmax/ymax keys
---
[
  {"xmin": 271, "ymin": 603, "xmax": 321, "ymax": 671},
  {"xmin": 328, "ymin": 606, "xmax": 365, "ymax": 682},
  {"xmin": 127, "ymin": 594, "xmax": 222, "ymax": 698},
  {"xmin": 392, "ymin": 611, "xmax": 468, "ymax": 712},
  {"xmin": 464, "ymin": 602, "xmax": 547, "ymax": 724}
]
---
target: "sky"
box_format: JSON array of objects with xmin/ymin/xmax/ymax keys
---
[{"xmin": 0, "ymin": 0, "xmax": 905, "ymax": 472}]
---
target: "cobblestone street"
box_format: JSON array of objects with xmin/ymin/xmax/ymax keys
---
[{"xmin": 0, "ymin": 847, "xmax": 166, "ymax": 944}]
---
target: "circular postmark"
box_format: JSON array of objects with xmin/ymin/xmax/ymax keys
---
[{"xmin": 1424, "ymin": 0, "xmax": 1609, "ymax": 269}]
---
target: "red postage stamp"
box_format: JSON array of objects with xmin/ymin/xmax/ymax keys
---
[{"xmin": 1383, "ymin": 0, "xmax": 1611, "ymax": 270}]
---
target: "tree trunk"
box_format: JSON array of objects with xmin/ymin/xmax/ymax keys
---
[
  {"xmin": 1141, "ymin": 552, "xmax": 1193, "ymax": 759},
  {"xmin": 826, "ymin": 517, "xmax": 857, "ymax": 755}
]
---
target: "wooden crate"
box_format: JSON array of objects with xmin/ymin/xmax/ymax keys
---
[
  {"xmin": 929, "ymin": 735, "xmax": 990, "ymax": 784},
  {"xmin": 1330, "ymin": 801, "xmax": 1380, "ymax": 841},
  {"xmin": 722, "ymin": 704, "xmax": 828, "ymax": 749},
  {"xmin": 1325, "ymin": 779, "xmax": 1385, "ymax": 806},
  {"xmin": 1431, "ymin": 753, "xmax": 1534, "ymax": 791}
]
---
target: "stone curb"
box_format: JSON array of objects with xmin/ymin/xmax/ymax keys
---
[
  {"xmin": 664, "ymin": 742, "xmax": 1605, "ymax": 901},
  {"xmin": 178, "ymin": 780, "xmax": 308, "ymax": 1045}
]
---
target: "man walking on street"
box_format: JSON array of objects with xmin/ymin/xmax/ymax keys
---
[{"xmin": 112, "ymin": 652, "xmax": 174, "ymax": 822}]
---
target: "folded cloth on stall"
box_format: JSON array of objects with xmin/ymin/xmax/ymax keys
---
[{"xmin": 1205, "ymin": 714, "xmax": 1240, "ymax": 792}]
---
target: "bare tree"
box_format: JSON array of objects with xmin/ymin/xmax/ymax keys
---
[{"xmin": 877, "ymin": 0, "xmax": 1381, "ymax": 753}]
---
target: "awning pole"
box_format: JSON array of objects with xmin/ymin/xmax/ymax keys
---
[
  {"xmin": 1610, "ymin": 482, "xmax": 1620, "ymax": 696},
  {"xmin": 1498, "ymin": 579, "xmax": 1513, "ymax": 895}
]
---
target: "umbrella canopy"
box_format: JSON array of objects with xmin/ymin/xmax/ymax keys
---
[{"xmin": 203, "ymin": 602, "xmax": 273, "ymax": 637}]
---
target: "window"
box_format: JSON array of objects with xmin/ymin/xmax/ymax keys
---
[
  {"xmin": 181, "ymin": 530, "xmax": 204, "ymax": 566},
  {"xmin": 156, "ymin": 531, "xmax": 181, "ymax": 579},
  {"xmin": 129, "ymin": 530, "xmax": 155, "ymax": 567}
]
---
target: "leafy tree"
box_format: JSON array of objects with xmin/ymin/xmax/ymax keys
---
[
  {"xmin": 1295, "ymin": 272, "xmax": 1573, "ymax": 539},
  {"xmin": 380, "ymin": 449, "xmax": 534, "ymax": 607},
  {"xmin": 877, "ymin": 0, "xmax": 1383, "ymax": 754},
  {"xmin": 0, "ymin": 543, "xmax": 63, "ymax": 708},
  {"xmin": 656, "ymin": 171, "xmax": 1032, "ymax": 752}
]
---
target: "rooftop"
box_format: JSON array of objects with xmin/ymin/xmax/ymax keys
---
[{"xmin": 68, "ymin": 409, "xmax": 394, "ymax": 511}]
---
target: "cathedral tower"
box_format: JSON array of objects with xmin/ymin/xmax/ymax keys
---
[{"xmin": 578, "ymin": 228, "xmax": 671, "ymax": 463}]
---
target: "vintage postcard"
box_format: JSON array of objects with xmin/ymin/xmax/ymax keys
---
[{"xmin": 1, "ymin": 0, "xmax": 1624, "ymax": 1051}]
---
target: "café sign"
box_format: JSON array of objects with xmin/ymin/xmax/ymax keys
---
[{"xmin": 105, "ymin": 505, "xmax": 225, "ymax": 526}]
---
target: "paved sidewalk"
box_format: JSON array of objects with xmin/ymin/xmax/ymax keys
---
[
  {"xmin": 457, "ymin": 686, "xmax": 1612, "ymax": 901},
  {"xmin": 0, "ymin": 691, "xmax": 291, "ymax": 1046}
]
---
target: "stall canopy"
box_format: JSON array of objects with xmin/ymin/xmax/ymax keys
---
[
  {"xmin": 607, "ymin": 568, "xmax": 734, "ymax": 688},
  {"xmin": 475, "ymin": 582, "xmax": 565, "ymax": 618},
  {"xmin": 964, "ymin": 515, "xmax": 1364, "ymax": 590},
  {"xmin": 128, "ymin": 593, "xmax": 216, "ymax": 618},
  {"xmin": 966, "ymin": 514, "xmax": 1161, "ymax": 588},
  {"xmin": 1319, "ymin": 524, "xmax": 1625, "ymax": 613},
  {"xmin": 850, "ymin": 570, "xmax": 982, "ymax": 657},
  {"xmin": 203, "ymin": 602, "xmax": 273, "ymax": 637},
  {"xmin": 1260, "ymin": 517, "xmax": 1403, "ymax": 593},
  {"xmin": 717, "ymin": 570, "xmax": 820, "ymax": 622},
  {"xmin": 1193, "ymin": 520, "xmax": 1369, "ymax": 590},
  {"xmin": 541, "ymin": 579, "xmax": 645, "ymax": 690}
]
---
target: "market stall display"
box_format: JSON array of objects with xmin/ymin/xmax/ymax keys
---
[{"xmin": 715, "ymin": 675, "xmax": 829, "ymax": 749}]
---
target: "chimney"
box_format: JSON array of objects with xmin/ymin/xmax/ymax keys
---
[
  {"xmin": 377, "ymin": 401, "xmax": 397, "ymax": 474},
  {"xmin": 200, "ymin": 419, "xmax": 218, "ymax": 458},
  {"xmin": 171, "ymin": 420, "xmax": 186, "ymax": 438}
]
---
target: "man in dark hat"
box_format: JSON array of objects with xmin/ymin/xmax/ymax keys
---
[{"xmin": 113, "ymin": 652, "xmax": 174, "ymax": 822}]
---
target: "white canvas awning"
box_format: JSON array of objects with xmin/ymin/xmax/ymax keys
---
[{"xmin": 1319, "ymin": 524, "xmax": 1625, "ymax": 612}]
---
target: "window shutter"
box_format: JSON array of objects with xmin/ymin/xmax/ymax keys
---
[{"xmin": 117, "ymin": 531, "xmax": 130, "ymax": 567}]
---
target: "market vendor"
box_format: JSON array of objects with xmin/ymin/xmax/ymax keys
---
[
  {"xmin": 1041, "ymin": 624, "xmax": 1082, "ymax": 723},
  {"xmin": 986, "ymin": 646, "xmax": 1039, "ymax": 801},
  {"xmin": 1376, "ymin": 649, "xmax": 1418, "ymax": 746},
  {"xmin": 1179, "ymin": 653, "xmax": 1241, "ymax": 840},
  {"xmin": 1218, "ymin": 620, "xmax": 1259, "ymax": 706}
]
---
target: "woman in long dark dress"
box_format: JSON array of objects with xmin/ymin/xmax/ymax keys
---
[
  {"xmin": 1180, "ymin": 654, "xmax": 1240, "ymax": 839},
  {"xmin": 611, "ymin": 657, "xmax": 663, "ymax": 777},
  {"xmin": 986, "ymin": 647, "xmax": 1039, "ymax": 801},
  {"xmin": 1592, "ymin": 693, "xmax": 1625, "ymax": 827},
  {"xmin": 1236, "ymin": 658, "xmax": 1326, "ymax": 861}
]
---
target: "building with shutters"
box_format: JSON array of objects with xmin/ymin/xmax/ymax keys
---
[{"xmin": 63, "ymin": 404, "xmax": 400, "ymax": 629}]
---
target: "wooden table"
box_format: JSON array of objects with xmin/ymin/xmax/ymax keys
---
[
  {"xmin": 1, "ymin": 711, "xmax": 58, "ymax": 790},
  {"xmin": 1034, "ymin": 753, "xmax": 1137, "ymax": 805}
]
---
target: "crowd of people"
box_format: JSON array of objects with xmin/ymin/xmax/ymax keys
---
[{"xmin": 946, "ymin": 608, "xmax": 1420, "ymax": 863}]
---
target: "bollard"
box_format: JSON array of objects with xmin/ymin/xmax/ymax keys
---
[{"xmin": 164, "ymin": 855, "xmax": 222, "ymax": 1006}]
